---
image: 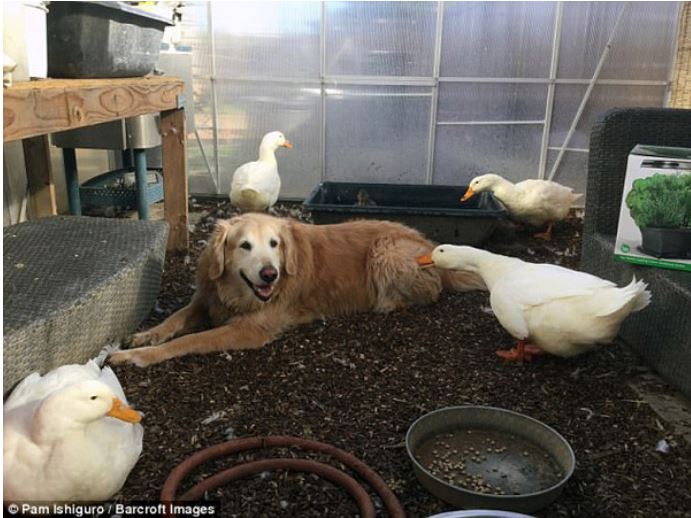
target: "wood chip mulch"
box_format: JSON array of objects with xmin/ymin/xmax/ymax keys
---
[{"xmin": 114, "ymin": 201, "xmax": 691, "ymax": 518}]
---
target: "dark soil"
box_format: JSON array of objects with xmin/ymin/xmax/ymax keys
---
[{"xmin": 114, "ymin": 201, "xmax": 691, "ymax": 518}]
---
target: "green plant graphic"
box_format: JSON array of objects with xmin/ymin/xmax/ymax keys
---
[{"xmin": 625, "ymin": 173, "xmax": 691, "ymax": 229}]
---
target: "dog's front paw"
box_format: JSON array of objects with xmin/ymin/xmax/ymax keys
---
[
  {"xmin": 109, "ymin": 347, "xmax": 161, "ymax": 368},
  {"xmin": 129, "ymin": 329, "xmax": 165, "ymax": 347}
]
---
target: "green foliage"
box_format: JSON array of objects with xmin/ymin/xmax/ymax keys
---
[{"xmin": 625, "ymin": 173, "xmax": 691, "ymax": 228}]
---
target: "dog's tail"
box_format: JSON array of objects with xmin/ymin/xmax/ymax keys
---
[{"xmin": 440, "ymin": 269, "xmax": 487, "ymax": 292}]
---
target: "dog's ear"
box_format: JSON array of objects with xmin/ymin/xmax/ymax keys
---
[
  {"xmin": 280, "ymin": 221, "xmax": 299, "ymax": 276},
  {"xmin": 209, "ymin": 220, "xmax": 233, "ymax": 280}
]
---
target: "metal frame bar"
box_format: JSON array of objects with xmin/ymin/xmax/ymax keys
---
[
  {"xmin": 194, "ymin": 128, "xmax": 216, "ymax": 191},
  {"xmin": 547, "ymin": 2, "xmax": 628, "ymax": 181},
  {"xmin": 547, "ymin": 146, "xmax": 589, "ymax": 153},
  {"xmin": 133, "ymin": 148, "xmax": 150, "ymax": 220},
  {"xmin": 437, "ymin": 120, "xmax": 545, "ymax": 126},
  {"xmin": 320, "ymin": 1, "xmax": 327, "ymax": 182},
  {"xmin": 208, "ymin": 1, "xmax": 221, "ymax": 194},
  {"xmin": 209, "ymin": 74, "xmax": 668, "ymax": 88},
  {"xmin": 326, "ymin": 91, "xmax": 433, "ymax": 98},
  {"xmin": 425, "ymin": 1, "xmax": 444, "ymax": 185},
  {"xmin": 62, "ymin": 148, "xmax": 81, "ymax": 216},
  {"xmin": 538, "ymin": 1, "xmax": 564, "ymax": 180},
  {"xmin": 439, "ymin": 77, "xmax": 667, "ymax": 86}
]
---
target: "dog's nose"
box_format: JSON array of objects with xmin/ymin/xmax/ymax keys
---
[{"xmin": 259, "ymin": 266, "xmax": 278, "ymax": 284}]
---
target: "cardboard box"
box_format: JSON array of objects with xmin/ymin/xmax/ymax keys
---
[{"xmin": 614, "ymin": 145, "xmax": 691, "ymax": 272}]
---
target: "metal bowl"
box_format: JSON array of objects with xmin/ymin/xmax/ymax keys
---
[{"xmin": 406, "ymin": 406, "xmax": 575, "ymax": 513}]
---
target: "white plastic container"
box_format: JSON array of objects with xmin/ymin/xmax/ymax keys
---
[{"xmin": 3, "ymin": 0, "xmax": 49, "ymax": 81}]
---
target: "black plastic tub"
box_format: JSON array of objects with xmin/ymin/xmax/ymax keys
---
[
  {"xmin": 303, "ymin": 182, "xmax": 507, "ymax": 246},
  {"xmin": 47, "ymin": 1, "xmax": 173, "ymax": 78}
]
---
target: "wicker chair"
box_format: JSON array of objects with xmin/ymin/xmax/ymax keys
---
[
  {"xmin": 581, "ymin": 108, "xmax": 691, "ymax": 397},
  {"xmin": 3, "ymin": 216, "xmax": 168, "ymax": 394}
]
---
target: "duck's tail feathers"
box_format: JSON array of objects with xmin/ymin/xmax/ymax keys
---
[
  {"xmin": 595, "ymin": 276, "xmax": 651, "ymax": 317},
  {"xmin": 628, "ymin": 276, "xmax": 652, "ymax": 312},
  {"xmin": 441, "ymin": 270, "xmax": 488, "ymax": 292}
]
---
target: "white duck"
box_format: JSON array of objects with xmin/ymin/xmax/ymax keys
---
[
  {"xmin": 230, "ymin": 131, "xmax": 292, "ymax": 212},
  {"xmin": 4, "ymin": 360, "xmax": 143, "ymax": 504},
  {"xmin": 417, "ymin": 245, "xmax": 651, "ymax": 361},
  {"xmin": 461, "ymin": 173, "xmax": 582, "ymax": 241}
]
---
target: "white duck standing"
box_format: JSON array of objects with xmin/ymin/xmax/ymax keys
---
[
  {"xmin": 461, "ymin": 173, "xmax": 582, "ymax": 241},
  {"xmin": 230, "ymin": 131, "xmax": 292, "ymax": 212},
  {"xmin": 3, "ymin": 360, "xmax": 143, "ymax": 504},
  {"xmin": 417, "ymin": 245, "xmax": 651, "ymax": 361}
]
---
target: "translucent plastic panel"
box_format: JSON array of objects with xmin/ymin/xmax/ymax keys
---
[
  {"xmin": 441, "ymin": 2, "xmax": 556, "ymax": 78},
  {"xmin": 438, "ymin": 83, "xmax": 548, "ymax": 122},
  {"xmin": 546, "ymin": 150, "xmax": 589, "ymax": 201},
  {"xmin": 325, "ymin": 86, "xmax": 432, "ymax": 184},
  {"xmin": 215, "ymin": 81, "xmax": 321, "ymax": 198},
  {"xmin": 601, "ymin": 2, "xmax": 679, "ymax": 80},
  {"xmin": 212, "ymin": 2, "xmax": 320, "ymax": 79},
  {"xmin": 549, "ymin": 84, "xmax": 667, "ymax": 149},
  {"xmin": 325, "ymin": 2, "xmax": 437, "ymax": 76},
  {"xmin": 179, "ymin": 2, "xmax": 216, "ymax": 192},
  {"xmin": 433, "ymin": 125, "xmax": 543, "ymax": 185},
  {"xmin": 184, "ymin": 74, "xmax": 216, "ymax": 192},
  {"xmin": 180, "ymin": 1, "xmax": 212, "ymax": 78},
  {"xmin": 558, "ymin": 2, "xmax": 679, "ymax": 80}
]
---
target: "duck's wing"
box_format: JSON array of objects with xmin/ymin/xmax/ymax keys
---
[
  {"xmin": 4, "ymin": 361, "xmax": 102, "ymax": 412},
  {"xmin": 490, "ymin": 280, "xmax": 530, "ymax": 340},
  {"xmin": 97, "ymin": 366, "xmax": 128, "ymax": 403},
  {"xmin": 4, "ymin": 372, "xmax": 43, "ymax": 412},
  {"xmin": 230, "ymin": 161, "xmax": 258, "ymax": 189},
  {"xmin": 231, "ymin": 161, "xmax": 277, "ymax": 191},
  {"xmin": 500, "ymin": 264, "xmax": 617, "ymax": 308}
]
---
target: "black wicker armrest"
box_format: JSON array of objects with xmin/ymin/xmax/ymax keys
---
[{"xmin": 581, "ymin": 108, "xmax": 691, "ymax": 397}]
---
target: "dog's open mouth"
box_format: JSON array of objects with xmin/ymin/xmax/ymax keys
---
[{"xmin": 240, "ymin": 271, "xmax": 275, "ymax": 302}]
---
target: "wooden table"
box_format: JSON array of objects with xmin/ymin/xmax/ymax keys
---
[{"xmin": 3, "ymin": 76, "xmax": 189, "ymax": 251}]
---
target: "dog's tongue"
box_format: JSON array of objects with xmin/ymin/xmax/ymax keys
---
[{"xmin": 257, "ymin": 286, "xmax": 273, "ymax": 298}]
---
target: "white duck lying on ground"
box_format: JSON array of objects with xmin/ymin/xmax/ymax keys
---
[
  {"xmin": 3, "ymin": 360, "xmax": 143, "ymax": 504},
  {"xmin": 461, "ymin": 173, "xmax": 582, "ymax": 241},
  {"xmin": 230, "ymin": 131, "xmax": 292, "ymax": 212},
  {"xmin": 417, "ymin": 245, "xmax": 651, "ymax": 361}
]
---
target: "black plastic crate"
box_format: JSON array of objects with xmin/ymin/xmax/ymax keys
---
[
  {"xmin": 303, "ymin": 182, "xmax": 507, "ymax": 245},
  {"xmin": 47, "ymin": 1, "xmax": 172, "ymax": 78}
]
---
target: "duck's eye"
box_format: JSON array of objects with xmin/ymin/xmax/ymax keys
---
[
  {"xmin": 240, "ymin": 241, "xmax": 252, "ymax": 251},
  {"xmin": 270, "ymin": 239, "xmax": 278, "ymax": 248},
  {"xmin": 90, "ymin": 395, "xmax": 98, "ymax": 400},
  {"xmin": 439, "ymin": 249, "xmax": 445, "ymax": 253}
]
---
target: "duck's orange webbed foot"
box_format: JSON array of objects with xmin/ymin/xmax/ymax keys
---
[
  {"xmin": 533, "ymin": 222, "xmax": 554, "ymax": 241},
  {"xmin": 496, "ymin": 340, "xmax": 545, "ymax": 362}
]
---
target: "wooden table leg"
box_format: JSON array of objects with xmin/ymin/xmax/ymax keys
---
[
  {"xmin": 23, "ymin": 135, "xmax": 57, "ymax": 218},
  {"xmin": 161, "ymin": 108, "xmax": 189, "ymax": 252}
]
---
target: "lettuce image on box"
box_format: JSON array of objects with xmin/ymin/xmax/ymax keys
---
[{"xmin": 614, "ymin": 145, "xmax": 691, "ymax": 272}]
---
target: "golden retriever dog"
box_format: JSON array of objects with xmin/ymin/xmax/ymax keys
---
[{"xmin": 109, "ymin": 213, "xmax": 484, "ymax": 367}]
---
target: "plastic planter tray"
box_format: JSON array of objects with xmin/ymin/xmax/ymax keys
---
[
  {"xmin": 80, "ymin": 168, "xmax": 164, "ymax": 209},
  {"xmin": 47, "ymin": 1, "xmax": 173, "ymax": 78},
  {"xmin": 303, "ymin": 182, "xmax": 507, "ymax": 246}
]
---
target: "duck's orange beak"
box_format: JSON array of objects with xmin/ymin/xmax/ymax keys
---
[
  {"xmin": 107, "ymin": 397, "xmax": 142, "ymax": 423},
  {"xmin": 416, "ymin": 254, "xmax": 434, "ymax": 267},
  {"xmin": 282, "ymin": 141, "xmax": 293, "ymax": 149},
  {"xmin": 460, "ymin": 186, "xmax": 475, "ymax": 202}
]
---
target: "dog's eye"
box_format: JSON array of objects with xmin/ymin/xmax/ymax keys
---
[
  {"xmin": 240, "ymin": 241, "xmax": 252, "ymax": 251},
  {"xmin": 270, "ymin": 239, "xmax": 278, "ymax": 248}
]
